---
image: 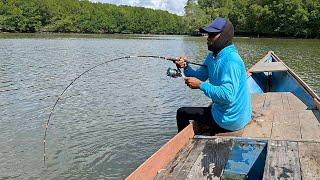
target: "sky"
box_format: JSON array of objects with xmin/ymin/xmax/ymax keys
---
[{"xmin": 89, "ymin": 0, "xmax": 188, "ymax": 16}]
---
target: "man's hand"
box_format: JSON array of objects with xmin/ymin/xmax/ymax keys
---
[
  {"xmin": 175, "ymin": 56, "xmax": 188, "ymax": 68},
  {"xmin": 184, "ymin": 77, "xmax": 202, "ymax": 89}
]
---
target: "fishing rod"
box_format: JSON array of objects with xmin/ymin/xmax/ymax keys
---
[{"xmin": 43, "ymin": 55, "xmax": 205, "ymax": 165}]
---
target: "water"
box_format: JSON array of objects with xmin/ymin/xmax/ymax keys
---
[{"xmin": 0, "ymin": 34, "xmax": 319, "ymax": 179}]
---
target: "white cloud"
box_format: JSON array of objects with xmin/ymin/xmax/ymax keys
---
[{"xmin": 89, "ymin": 0, "xmax": 187, "ymax": 15}]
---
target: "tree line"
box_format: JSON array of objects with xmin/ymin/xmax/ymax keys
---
[
  {"xmin": 184, "ymin": 0, "xmax": 320, "ymax": 38},
  {"xmin": 0, "ymin": 0, "xmax": 319, "ymax": 38},
  {"xmin": 0, "ymin": 0, "xmax": 185, "ymax": 34}
]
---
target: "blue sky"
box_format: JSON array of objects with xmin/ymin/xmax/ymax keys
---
[{"xmin": 89, "ymin": 0, "xmax": 188, "ymax": 15}]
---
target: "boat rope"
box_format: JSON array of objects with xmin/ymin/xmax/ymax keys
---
[{"xmin": 43, "ymin": 55, "xmax": 204, "ymax": 165}]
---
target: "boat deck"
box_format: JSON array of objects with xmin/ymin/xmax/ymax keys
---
[{"xmin": 155, "ymin": 92, "xmax": 320, "ymax": 179}]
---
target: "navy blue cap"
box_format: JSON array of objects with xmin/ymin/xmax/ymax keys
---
[{"xmin": 199, "ymin": 17, "xmax": 227, "ymax": 33}]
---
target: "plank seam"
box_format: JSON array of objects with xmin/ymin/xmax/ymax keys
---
[
  {"xmin": 262, "ymin": 93, "xmax": 267, "ymax": 110},
  {"xmin": 298, "ymin": 112, "xmax": 303, "ymax": 140},
  {"xmin": 297, "ymin": 142, "xmax": 303, "ymax": 180},
  {"xmin": 270, "ymin": 112, "xmax": 275, "ymax": 139},
  {"xmin": 281, "ymin": 93, "xmax": 285, "ymax": 110}
]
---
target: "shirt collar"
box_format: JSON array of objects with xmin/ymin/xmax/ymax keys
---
[{"xmin": 214, "ymin": 44, "xmax": 237, "ymax": 59}]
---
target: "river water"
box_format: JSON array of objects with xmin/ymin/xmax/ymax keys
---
[{"xmin": 0, "ymin": 34, "xmax": 319, "ymax": 179}]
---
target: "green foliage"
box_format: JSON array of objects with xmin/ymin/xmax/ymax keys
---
[
  {"xmin": 184, "ymin": 0, "xmax": 210, "ymax": 34},
  {"xmin": 0, "ymin": 0, "xmax": 186, "ymax": 34},
  {"xmin": 185, "ymin": 0, "xmax": 320, "ymax": 38},
  {"xmin": 1, "ymin": 0, "xmax": 318, "ymax": 37}
]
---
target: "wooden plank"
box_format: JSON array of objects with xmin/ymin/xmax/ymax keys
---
[
  {"xmin": 155, "ymin": 139, "xmax": 206, "ymax": 180},
  {"xmin": 281, "ymin": 92, "xmax": 291, "ymax": 110},
  {"xmin": 271, "ymin": 111, "xmax": 301, "ymax": 141},
  {"xmin": 215, "ymin": 129, "xmax": 244, "ymax": 137},
  {"xmin": 286, "ymin": 92, "xmax": 308, "ymax": 110},
  {"xmin": 263, "ymin": 93, "xmax": 284, "ymax": 111},
  {"xmin": 250, "ymin": 62, "xmax": 287, "ymax": 73},
  {"xmin": 127, "ymin": 124, "xmax": 195, "ymax": 180},
  {"xmin": 242, "ymin": 110, "xmax": 273, "ymax": 138},
  {"xmin": 298, "ymin": 142, "xmax": 320, "ymax": 180},
  {"xmin": 299, "ymin": 110, "xmax": 320, "ymax": 141},
  {"xmin": 314, "ymin": 98, "xmax": 320, "ymax": 111},
  {"xmin": 174, "ymin": 140, "xmax": 207, "ymax": 179},
  {"xmin": 263, "ymin": 140, "xmax": 301, "ymax": 180},
  {"xmin": 186, "ymin": 139, "xmax": 233, "ymax": 179},
  {"xmin": 252, "ymin": 93, "xmax": 266, "ymax": 110}
]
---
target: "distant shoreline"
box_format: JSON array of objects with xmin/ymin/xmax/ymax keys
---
[{"xmin": 1, "ymin": 32, "xmax": 319, "ymax": 39}]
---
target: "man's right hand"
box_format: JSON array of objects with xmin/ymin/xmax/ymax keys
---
[{"xmin": 175, "ymin": 56, "xmax": 188, "ymax": 68}]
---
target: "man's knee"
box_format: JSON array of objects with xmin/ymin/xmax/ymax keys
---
[
  {"xmin": 177, "ymin": 107, "xmax": 188, "ymax": 119},
  {"xmin": 177, "ymin": 107, "xmax": 185, "ymax": 115}
]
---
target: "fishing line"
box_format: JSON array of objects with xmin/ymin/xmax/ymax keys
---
[{"xmin": 43, "ymin": 55, "xmax": 205, "ymax": 165}]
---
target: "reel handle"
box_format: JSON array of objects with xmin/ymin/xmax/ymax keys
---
[{"xmin": 165, "ymin": 57, "xmax": 204, "ymax": 67}]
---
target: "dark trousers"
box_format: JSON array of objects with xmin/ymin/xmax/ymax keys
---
[{"xmin": 176, "ymin": 106, "xmax": 229, "ymax": 133}]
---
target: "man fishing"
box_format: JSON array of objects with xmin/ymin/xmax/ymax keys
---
[{"xmin": 175, "ymin": 17, "xmax": 252, "ymax": 133}]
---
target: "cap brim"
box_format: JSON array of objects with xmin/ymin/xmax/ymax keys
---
[{"xmin": 199, "ymin": 27, "xmax": 221, "ymax": 33}]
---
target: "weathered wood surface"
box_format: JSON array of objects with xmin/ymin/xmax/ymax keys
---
[
  {"xmin": 315, "ymin": 98, "xmax": 320, "ymax": 111},
  {"xmin": 298, "ymin": 142, "xmax": 320, "ymax": 180},
  {"xmin": 215, "ymin": 129, "xmax": 244, "ymax": 137},
  {"xmin": 250, "ymin": 62, "xmax": 287, "ymax": 73},
  {"xmin": 284, "ymin": 92, "xmax": 309, "ymax": 110},
  {"xmin": 155, "ymin": 139, "xmax": 204, "ymax": 180},
  {"xmin": 252, "ymin": 92, "xmax": 309, "ymax": 111},
  {"xmin": 263, "ymin": 92, "xmax": 284, "ymax": 111},
  {"xmin": 263, "ymin": 140, "xmax": 301, "ymax": 180},
  {"xmin": 186, "ymin": 139, "xmax": 233, "ymax": 180},
  {"xmin": 242, "ymin": 110, "xmax": 273, "ymax": 138},
  {"xmin": 252, "ymin": 93, "xmax": 266, "ymax": 110},
  {"xmin": 271, "ymin": 111, "xmax": 301, "ymax": 141},
  {"xmin": 299, "ymin": 110, "xmax": 320, "ymax": 141},
  {"xmin": 243, "ymin": 93, "xmax": 316, "ymax": 140},
  {"xmin": 267, "ymin": 109, "xmax": 319, "ymax": 141},
  {"xmin": 155, "ymin": 139, "xmax": 233, "ymax": 180}
]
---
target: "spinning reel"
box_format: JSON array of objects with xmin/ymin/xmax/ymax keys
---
[{"xmin": 166, "ymin": 64, "xmax": 185, "ymax": 78}]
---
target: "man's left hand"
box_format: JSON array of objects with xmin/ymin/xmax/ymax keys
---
[{"xmin": 184, "ymin": 77, "xmax": 202, "ymax": 89}]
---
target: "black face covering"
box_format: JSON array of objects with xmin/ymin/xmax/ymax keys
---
[{"xmin": 208, "ymin": 20, "xmax": 234, "ymax": 56}]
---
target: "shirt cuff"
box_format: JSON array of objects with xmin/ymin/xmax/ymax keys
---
[
  {"xmin": 183, "ymin": 64, "xmax": 190, "ymax": 70},
  {"xmin": 183, "ymin": 65, "xmax": 191, "ymax": 75}
]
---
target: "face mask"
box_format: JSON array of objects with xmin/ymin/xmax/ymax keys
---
[
  {"xmin": 207, "ymin": 40, "xmax": 215, "ymax": 52},
  {"xmin": 207, "ymin": 20, "xmax": 234, "ymax": 56}
]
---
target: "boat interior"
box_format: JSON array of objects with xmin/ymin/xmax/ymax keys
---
[
  {"xmin": 156, "ymin": 52, "xmax": 320, "ymax": 180},
  {"xmin": 128, "ymin": 52, "xmax": 320, "ymax": 180}
]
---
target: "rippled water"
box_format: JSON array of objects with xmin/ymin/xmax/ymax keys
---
[{"xmin": 0, "ymin": 34, "xmax": 319, "ymax": 179}]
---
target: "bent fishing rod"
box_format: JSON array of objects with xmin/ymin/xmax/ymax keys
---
[{"xmin": 43, "ymin": 55, "xmax": 205, "ymax": 165}]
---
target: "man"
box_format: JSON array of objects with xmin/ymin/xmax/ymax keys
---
[{"xmin": 175, "ymin": 17, "xmax": 252, "ymax": 133}]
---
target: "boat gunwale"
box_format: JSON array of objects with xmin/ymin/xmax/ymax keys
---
[{"xmin": 126, "ymin": 123, "xmax": 195, "ymax": 180}]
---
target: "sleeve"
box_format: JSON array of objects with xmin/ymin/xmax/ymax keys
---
[
  {"xmin": 183, "ymin": 54, "xmax": 210, "ymax": 81},
  {"xmin": 200, "ymin": 61, "xmax": 241, "ymax": 104}
]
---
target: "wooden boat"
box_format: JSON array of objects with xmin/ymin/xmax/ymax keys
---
[{"xmin": 127, "ymin": 51, "xmax": 320, "ymax": 180}]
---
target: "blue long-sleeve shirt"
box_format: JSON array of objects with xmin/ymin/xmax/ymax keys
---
[{"xmin": 184, "ymin": 44, "xmax": 252, "ymax": 131}]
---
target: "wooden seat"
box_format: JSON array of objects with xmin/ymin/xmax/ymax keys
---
[
  {"xmin": 193, "ymin": 92, "xmax": 319, "ymax": 141},
  {"xmin": 250, "ymin": 62, "xmax": 287, "ymax": 73},
  {"xmin": 243, "ymin": 92, "xmax": 319, "ymax": 141}
]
